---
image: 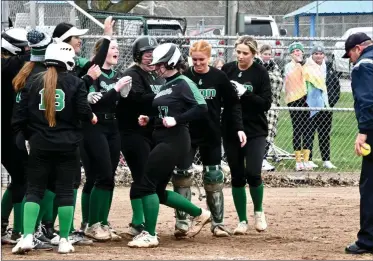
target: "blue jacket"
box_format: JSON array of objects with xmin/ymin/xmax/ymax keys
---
[{"xmin": 351, "ymin": 45, "xmax": 373, "ymax": 134}]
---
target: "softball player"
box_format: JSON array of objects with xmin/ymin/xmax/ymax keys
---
[
  {"xmin": 116, "ymin": 35, "xmax": 165, "ymax": 237},
  {"xmin": 82, "ymin": 39, "xmax": 132, "ymax": 241},
  {"xmin": 127, "ymin": 43, "xmax": 211, "ymax": 248},
  {"xmin": 1, "ymin": 26, "xmax": 29, "ymax": 244},
  {"xmin": 49, "ymin": 17, "xmax": 113, "ymax": 239},
  {"xmin": 11, "ymin": 41, "xmax": 97, "ymax": 254},
  {"xmin": 173, "ymin": 40, "xmax": 246, "ymax": 238},
  {"xmin": 221, "ymin": 35, "xmax": 271, "ymax": 235}
]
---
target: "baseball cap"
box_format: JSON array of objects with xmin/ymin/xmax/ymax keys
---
[
  {"xmin": 52, "ymin": 23, "xmax": 88, "ymax": 42},
  {"xmin": 342, "ymin": 32, "xmax": 371, "ymax": 58}
]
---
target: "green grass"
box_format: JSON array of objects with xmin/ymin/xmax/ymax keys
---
[{"xmin": 272, "ymin": 93, "xmax": 361, "ymax": 172}]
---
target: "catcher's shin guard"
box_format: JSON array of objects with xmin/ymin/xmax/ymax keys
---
[
  {"xmin": 203, "ymin": 165, "xmax": 225, "ymax": 230},
  {"xmin": 172, "ymin": 167, "xmax": 193, "ymax": 232}
]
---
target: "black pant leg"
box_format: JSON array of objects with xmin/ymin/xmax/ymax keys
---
[
  {"xmin": 244, "ymin": 137, "xmax": 266, "ymax": 187},
  {"xmin": 54, "ymin": 149, "xmax": 79, "ymax": 207},
  {"xmin": 107, "ymin": 130, "xmax": 121, "ymax": 189},
  {"xmin": 356, "ymin": 131, "xmax": 373, "ymax": 250},
  {"xmin": 318, "ymin": 111, "xmax": 332, "ymax": 161},
  {"xmin": 26, "ymin": 148, "xmax": 53, "ymax": 204},
  {"xmin": 120, "ymin": 131, "xmax": 152, "ymax": 184},
  {"xmin": 223, "ymin": 136, "xmax": 245, "ymax": 187}
]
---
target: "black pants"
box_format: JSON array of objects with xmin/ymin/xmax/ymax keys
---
[
  {"xmin": 82, "ymin": 121, "xmax": 121, "ymax": 192},
  {"xmin": 1, "ymin": 132, "xmax": 27, "ymax": 204},
  {"xmin": 178, "ymin": 140, "xmax": 221, "ymax": 169},
  {"xmin": 307, "ymin": 111, "xmax": 333, "ymax": 161},
  {"xmin": 26, "ymin": 148, "xmax": 79, "ymax": 206},
  {"xmin": 356, "ymin": 131, "xmax": 373, "ymax": 250},
  {"xmin": 130, "ymin": 126, "xmax": 191, "ymax": 203},
  {"xmin": 120, "ymin": 131, "xmax": 153, "ymax": 185},
  {"xmin": 224, "ymin": 135, "xmax": 266, "ymax": 188},
  {"xmin": 288, "ymin": 97, "xmax": 312, "ymax": 151}
]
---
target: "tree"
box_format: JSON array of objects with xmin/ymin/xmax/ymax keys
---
[{"xmin": 74, "ymin": 0, "xmax": 143, "ymax": 13}]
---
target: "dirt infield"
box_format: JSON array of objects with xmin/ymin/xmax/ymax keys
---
[{"xmin": 2, "ymin": 186, "xmax": 372, "ymax": 260}]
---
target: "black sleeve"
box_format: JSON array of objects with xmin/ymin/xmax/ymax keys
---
[
  {"xmin": 80, "ymin": 37, "xmax": 110, "ymax": 76},
  {"xmin": 242, "ymin": 69, "xmax": 272, "ymax": 112},
  {"xmin": 125, "ymin": 69, "xmax": 156, "ymax": 103},
  {"xmin": 174, "ymin": 82, "xmax": 208, "ymax": 124},
  {"xmin": 81, "ymin": 74, "xmax": 94, "ymax": 91},
  {"xmin": 220, "ymin": 73, "xmax": 244, "ymax": 131},
  {"xmin": 11, "ymin": 83, "xmax": 30, "ymax": 134},
  {"xmin": 100, "ymin": 88, "xmax": 119, "ymax": 103},
  {"xmin": 74, "ymin": 81, "xmax": 94, "ymax": 121}
]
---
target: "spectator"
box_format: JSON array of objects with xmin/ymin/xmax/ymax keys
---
[
  {"xmin": 305, "ymin": 45, "xmax": 340, "ymax": 169},
  {"xmin": 283, "ymin": 42, "xmax": 312, "ymax": 171},
  {"xmin": 212, "ymin": 57, "xmax": 225, "ymax": 70},
  {"xmin": 258, "ymin": 44, "xmax": 283, "ymax": 171}
]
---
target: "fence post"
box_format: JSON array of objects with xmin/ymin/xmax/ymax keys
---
[{"xmin": 30, "ymin": 1, "xmax": 36, "ymax": 28}]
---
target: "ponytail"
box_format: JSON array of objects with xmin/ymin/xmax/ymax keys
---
[
  {"xmin": 13, "ymin": 62, "xmax": 36, "ymax": 92},
  {"xmin": 42, "ymin": 67, "xmax": 58, "ymax": 127}
]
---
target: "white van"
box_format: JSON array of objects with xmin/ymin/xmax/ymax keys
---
[
  {"xmin": 236, "ymin": 14, "xmax": 287, "ymax": 61},
  {"xmin": 332, "ymin": 27, "xmax": 373, "ymax": 74}
]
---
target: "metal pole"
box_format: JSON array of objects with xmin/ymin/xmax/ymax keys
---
[
  {"xmin": 30, "ymin": 1, "xmax": 36, "ymax": 28},
  {"xmin": 225, "ymin": 0, "xmax": 228, "ymax": 35},
  {"xmin": 315, "ymin": 0, "xmax": 319, "ymax": 37}
]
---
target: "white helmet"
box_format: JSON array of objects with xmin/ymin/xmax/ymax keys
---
[
  {"xmin": 45, "ymin": 42, "xmax": 75, "ymax": 71},
  {"xmin": 1, "ymin": 28, "xmax": 28, "ymax": 55},
  {"xmin": 150, "ymin": 43, "xmax": 182, "ymax": 68}
]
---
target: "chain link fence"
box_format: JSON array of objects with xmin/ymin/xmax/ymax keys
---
[{"xmin": 2, "ymin": 1, "xmax": 362, "ymax": 187}]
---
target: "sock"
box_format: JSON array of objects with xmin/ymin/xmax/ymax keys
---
[
  {"xmin": 100, "ymin": 189, "xmax": 111, "ymax": 226},
  {"xmin": 81, "ymin": 192, "xmax": 90, "ymax": 224},
  {"xmin": 70, "ymin": 189, "xmax": 78, "ymax": 233},
  {"xmin": 41, "ymin": 190, "xmax": 56, "ymax": 223},
  {"xmin": 21, "ymin": 197, "xmax": 26, "ymax": 234},
  {"xmin": 36, "ymin": 190, "xmax": 55, "ymax": 225},
  {"xmin": 130, "ymin": 198, "xmax": 144, "ymax": 225},
  {"xmin": 58, "ymin": 206, "xmax": 74, "ymax": 239},
  {"xmin": 13, "ymin": 203, "xmax": 23, "ymax": 233},
  {"xmin": 88, "ymin": 186, "xmax": 109, "ymax": 226},
  {"xmin": 249, "ymin": 183, "xmax": 264, "ymax": 212},
  {"xmin": 142, "ymin": 194, "xmax": 159, "ymax": 236},
  {"xmin": 52, "ymin": 197, "xmax": 58, "ymax": 227},
  {"xmin": 232, "ymin": 186, "xmax": 247, "ymax": 222},
  {"xmin": 102, "ymin": 190, "xmax": 113, "ymax": 226},
  {"xmin": 164, "ymin": 190, "xmax": 202, "ymax": 217},
  {"xmin": 1, "ymin": 188, "xmax": 13, "ymax": 222},
  {"xmin": 23, "ymin": 202, "xmax": 40, "ymax": 236}
]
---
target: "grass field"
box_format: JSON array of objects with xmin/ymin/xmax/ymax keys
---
[{"xmin": 272, "ymin": 93, "xmax": 360, "ymax": 172}]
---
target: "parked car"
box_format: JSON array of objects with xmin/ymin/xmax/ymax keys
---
[
  {"xmin": 236, "ymin": 14, "xmax": 287, "ymax": 62},
  {"xmin": 332, "ymin": 27, "xmax": 373, "ymax": 75}
]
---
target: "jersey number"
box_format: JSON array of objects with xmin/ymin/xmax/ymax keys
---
[
  {"xmin": 39, "ymin": 89, "xmax": 66, "ymax": 111},
  {"xmin": 158, "ymin": 106, "xmax": 168, "ymax": 118}
]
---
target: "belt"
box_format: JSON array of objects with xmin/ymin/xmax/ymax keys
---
[{"xmin": 96, "ymin": 113, "xmax": 116, "ymax": 120}]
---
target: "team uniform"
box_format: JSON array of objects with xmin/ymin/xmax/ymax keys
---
[
  {"xmin": 1, "ymin": 27, "xmax": 30, "ymax": 244},
  {"xmin": 128, "ymin": 72, "xmax": 211, "ymax": 248},
  {"xmin": 222, "ymin": 61, "xmax": 271, "ymax": 233},
  {"xmin": 83, "ymin": 68, "xmax": 122, "ymax": 241},
  {"xmin": 11, "ymin": 41, "xmax": 95, "ymax": 254},
  {"xmin": 174, "ymin": 66, "xmax": 243, "ymax": 236},
  {"xmin": 116, "ymin": 64, "xmax": 164, "ymax": 234}
]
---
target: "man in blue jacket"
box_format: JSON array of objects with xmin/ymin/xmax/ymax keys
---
[{"xmin": 343, "ymin": 32, "xmax": 373, "ymax": 255}]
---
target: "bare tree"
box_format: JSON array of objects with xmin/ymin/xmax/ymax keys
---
[{"xmin": 74, "ymin": 0, "xmax": 143, "ymax": 13}]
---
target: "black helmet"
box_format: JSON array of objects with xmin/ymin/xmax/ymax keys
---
[
  {"xmin": 1, "ymin": 28, "xmax": 28, "ymax": 55},
  {"xmin": 132, "ymin": 35, "xmax": 158, "ymax": 63}
]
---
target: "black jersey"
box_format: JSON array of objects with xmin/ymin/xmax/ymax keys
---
[
  {"xmin": 151, "ymin": 73, "xmax": 208, "ymax": 129},
  {"xmin": 89, "ymin": 68, "xmax": 121, "ymax": 115},
  {"xmin": 222, "ymin": 61, "xmax": 272, "ymax": 139},
  {"xmin": 116, "ymin": 65, "xmax": 165, "ymax": 136},
  {"xmin": 183, "ymin": 66, "xmax": 243, "ymax": 144},
  {"xmin": 12, "ymin": 70, "xmax": 94, "ymax": 151},
  {"xmin": 1, "ymin": 54, "xmax": 30, "ymax": 135}
]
